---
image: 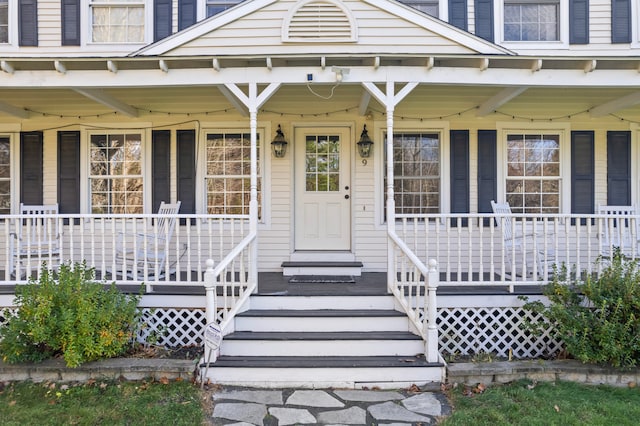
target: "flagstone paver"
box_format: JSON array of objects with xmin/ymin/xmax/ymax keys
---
[
  {"xmin": 334, "ymin": 389, "xmax": 404, "ymax": 402},
  {"xmin": 401, "ymin": 392, "xmax": 443, "ymax": 416},
  {"xmin": 286, "ymin": 390, "xmax": 344, "ymax": 407},
  {"xmin": 212, "ymin": 389, "xmax": 283, "ymax": 405},
  {"xmin": 268, "ymin": 407, "xmax": 316, "ymax": 425},
  {"xmin": 317, "ymin": 406, "xmax": 367, "ymax": 424},
  {"xmin": 368, "ymin": 401, "xmax": 433, "ymax": 424},
  {"xmin": 212, "ymin": 402, "xmax": 267, "ymax": 425}
]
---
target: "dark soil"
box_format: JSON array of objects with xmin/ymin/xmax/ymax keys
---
[{"xmin": 125, "ymin": 344, "xmax": 203, "ymax": 360}]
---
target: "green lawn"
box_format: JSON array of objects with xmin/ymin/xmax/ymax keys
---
[
  {"xmin": 0, "ymin": 379, "xmax": 203, "ymax": 426},
  {"xmin": 442, "ymin": 380, "xmax": 640, "ymax": 426}
]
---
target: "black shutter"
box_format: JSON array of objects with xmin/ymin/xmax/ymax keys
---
[
  {"xmin": 477, "ymin": 130, "xmax": 497, "ymax": 215},
  {"xmin": 152, "ymin": 130, "xmax": 171, "ymax": 212},
  {"xmin": 154, "ymin": 0, "xmax": 173, "ymax": 42},
  {"xmin": 19, "ymin": 0, "xmax": 38, "ymax": 46},
  {"xmin": 61, "ymin": 0, "xmax": 80, "ymax": 46},
  {"xmin": 474, "ymin": 0, "xmax": 493, "ymax": 42},
  {"xmin": 448, "ymin": 0, "xmax": 468, "ymax": 31},
  {"xmin": 569, "ymin": 0, "xmax": 589, "ymax": 44},
  {"xmin": 178, "ymin": 0, "xmax": 197, "ymax": 31},
  {"xmin": 177, "ymin": 130, "xmax": 196, "ymax": 215},
  {"xmin": 450, "ymin": 130, "xmax": 469, "ymax": 227},
  {"xmin": 20, "ymin": 132, "xmax": 43, "ymax": 205},
  {"xmin": 607, "ymin": 131, "xmax": 631, "ymax": 205},
  {"xmin": 571, "ymin": 131, "xmax": 594, "ymax": 215},
  {"xmin": 57, "ymin": 131, "xmax": 80, "ymax": 214},
  {"xmin": 611, "ymin": 0, "xmax": 631, "ymax": 43}
]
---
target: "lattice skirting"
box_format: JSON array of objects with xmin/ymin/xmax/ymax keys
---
[{"xmin": 1, "ymin": 306, "xmax": 562, "ymax": 356}]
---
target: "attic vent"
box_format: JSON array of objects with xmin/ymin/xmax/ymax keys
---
[{"xmin": 283, "ymin": 0, "xmax": 357, "ymax": 42}]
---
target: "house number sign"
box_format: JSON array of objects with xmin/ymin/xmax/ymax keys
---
[{"xmin": 204, "ymin": 322, "xmax": 222, "ymax": 350}]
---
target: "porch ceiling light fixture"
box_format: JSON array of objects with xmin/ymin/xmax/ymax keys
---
[
  {"xmin": 357, "ymin": 125, "xmax": 373, "ymax": 160},
  {"xmin": 331, "ymin": 66, "xmax": 349, "ymax": 82},
  {"xmin": 271, "ymin": 124, "xmax": 288, "ymax": 158}
]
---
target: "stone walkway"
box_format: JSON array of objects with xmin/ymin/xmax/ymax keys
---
[{"xmin": 209, "ymin": 387, "xmax": 451, "ymax": 425}]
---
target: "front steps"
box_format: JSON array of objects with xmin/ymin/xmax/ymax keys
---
[
  {"xmin": 201, "ymin": 293, "xmax": 445, "ymax": 389},
  {"xmin": 282, "ymin": 252, "xmax": 363, "ymax": 276}
]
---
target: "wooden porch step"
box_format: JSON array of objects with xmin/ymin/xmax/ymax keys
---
[
  {"xmin": 201, "ymin": 356, "xmax": 444, "ymax": 389},
  {"xmin": 281, "ymin": 261, "xmax": 363, "ymax": 277}
]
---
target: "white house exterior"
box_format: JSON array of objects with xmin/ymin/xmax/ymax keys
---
[{"xmin": 0, "ymin": 0, "xmax": 639, "ymax": 387}]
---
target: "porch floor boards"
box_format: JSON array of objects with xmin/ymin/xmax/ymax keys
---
[{"xmin": 0, "ymin": 271, "xmax": 544, "ymax": 296}]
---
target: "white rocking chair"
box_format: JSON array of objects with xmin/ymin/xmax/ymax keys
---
[
  {"xmin": 10, "ymin": 203, "xmax": 61, "ymax": 278},
  {"xmin": 114, "ymin": 201, "xmax": 183, "ymax": 281},
  {"xmin": 597, "ymin": 204, "xmax": 638, "ymax": 259}
]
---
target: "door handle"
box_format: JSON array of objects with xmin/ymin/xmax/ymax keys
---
[{"xmin": 345, "ymin": 194, "xmax": 350, "ymax": 199}]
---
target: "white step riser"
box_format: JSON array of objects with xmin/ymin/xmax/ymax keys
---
[
  {"xmin": 235, "ymin": 316, "xmax": 411, "ymax": 332},
  {"xmin": 282, "ymin": 266, "xmax": 362, "ymax": 276},
  {"xmin": 220, "ymin": 339, "xmax": 424, "ymax": 357},
  {"xmin": 203, "ymin": 367, "xmax": 444, "ymax": 389},
  {"xmin": 249, "ymin": 296, "xmax": 395, "ymax": 310}
]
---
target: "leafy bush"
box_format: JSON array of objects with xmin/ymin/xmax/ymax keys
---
[
  {"xmin": 522, "ymin": 250, "xmax": 640, "ymax": 368},
  {"xmin": 0, "ymin": 262, "xmax": 141, "ymax": 367}
]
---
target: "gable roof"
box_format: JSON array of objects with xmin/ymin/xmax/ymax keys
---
[{"xmin": 133, "ymin": 0, "xmax": 513, "ymax": 58}]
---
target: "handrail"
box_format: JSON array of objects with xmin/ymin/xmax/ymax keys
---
[{"xmin": 387, "ymin": 229, "xmax": 439, "ymax": 363}]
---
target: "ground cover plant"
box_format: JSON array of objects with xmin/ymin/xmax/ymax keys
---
[
  {"xmin": 0, "ymin": 262, "xmax": 141, "ymax": 367},
  {"xmin": 522, "ymin": 249, "xmax": 640, "ymax": 368},
  {"xmin": 0, "ymin": 378, "xmax": 203, "ymax": 425},
  {"xmin": 442, "ymin": 380, "xmax": 640, "ymax": 426}
]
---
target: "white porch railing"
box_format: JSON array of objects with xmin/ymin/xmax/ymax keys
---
[
  {"xmin": 397, "ymin": 212, "xmax": 640, "ymax": 292},
  {"xmin": 0, "ymin": 213, "xmax": 251, "ymax": 292},
  {"xmin": 388, "ymin": 231, "xmax": 440, "ymax": 363}
]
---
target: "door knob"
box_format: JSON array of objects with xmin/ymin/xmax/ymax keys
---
[{"xmin": 345, "ymin": 194, "xmax": 350, "ymax": 199}]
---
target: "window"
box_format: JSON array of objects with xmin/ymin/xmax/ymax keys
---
[
  {"xmin": 206, "ymin": 0, "xmax": 245, "ymax": 17},
  {"xmin": 90, "ymin": 0, "xmax": 144, "ymax": 43},
  {"xmin": 89, "ymin": 133, "xmax": 143, "ymax": 214},
  {"xmin": 505, "ymin": 133, "xmax": 560, "ymax": 213},
  {"xmin": 386, "ymin": 132, "xmax": 441, "ymax": 215},
  {"xmin": 0, "ymin": 137, "xmax": 9, "ymax": 214},
  {"xmin": 400, "ymin": 0, "xmax": 439, "ymax": 17},
  {"xmin": 504, "ymin": 1, "xmax": 559, "ymax": 41},
  {"xmin": 0, "ymin": 0, "xmax": 7, "ymax": 43},
  {"xmin": 205, "ymin": 132, "xmax": 261, "ymax": 217}
]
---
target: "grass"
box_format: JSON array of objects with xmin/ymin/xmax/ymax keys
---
[
  {"xmin": 0, "ymin": 378, "xmax": 204, "ymax": 426},
  {"xmin": 442, "ymin": 379, "xmax": 640, "ymax": 426}
]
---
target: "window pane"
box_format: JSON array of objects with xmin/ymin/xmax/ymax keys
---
[
  {"xmin": 0, "ymin": 0, "xmax": 7, "ymax": 43},
  {"xmin": 205, "ymin": 132, "xmax": 261, "ymax": 217},
  {"xmin": 91, "ymin": 1, "xmax": 144, "ymax": 43},
  {"xmin": 206, "ymin": 0, "xmax": 246, "ymax": 17},
  {"xmin": 505, "ymin": 133, "xmax": 560, "ymax": 213},
  {"xmin": 399, "ymin": 1, "xmax": 439, "ymax": 17},
  {"xmin": 89, "ymin": 133, "xmax": 143, "ymax": 214},
  {"xmin": 504, "ymin": 2, "xmax": 559, "ymax": 41},
  {"xmin": 386, "ymin": 132, "xmax": 440, "ymax": 215},
  {"xmin": 304, "ymin": 135, "xmax": 341, "ymax": 193}
]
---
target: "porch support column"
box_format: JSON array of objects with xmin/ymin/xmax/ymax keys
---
[
  {"xmin": 223, "ymin": 82, "xmax": 281, "ymax": 292},
  {"xmin": 362, "ymin": 81, "xmax": 418, "ymax": 292}
]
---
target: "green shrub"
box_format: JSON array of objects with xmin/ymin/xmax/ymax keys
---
[
  {"xmin": 0, "ymin": 262, "xmax": 141, "ymax": 367},
  {"xmin": 522, "ymin": 249, "xmax": 640, "ymax": 368}
]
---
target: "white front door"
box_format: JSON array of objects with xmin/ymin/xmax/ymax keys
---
[{"xmin": 294, "ymin": 127, "xmax": 351, "ymax": 250}]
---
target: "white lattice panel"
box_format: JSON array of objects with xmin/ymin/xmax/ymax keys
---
[
  {"xmin": 437, "ymin": 307, "xmax": 563, "ymax": 359},
  {"xmin": 0, "ymin": 307, "xmax": 15, "ymax": 328},
  {"xmin": 136, "ymin": 308, "xmax": 207, "ymax": 348}
]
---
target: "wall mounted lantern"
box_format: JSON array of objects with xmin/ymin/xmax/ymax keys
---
[
  {"xmin": 357, "ymin": 125, "xmax": 373, "ymax": 159},
  {"xmin": 271, "ymin": 124, "xmax": 288, "ymax": 158}
]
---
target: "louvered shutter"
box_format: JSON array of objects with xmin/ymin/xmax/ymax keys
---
[
  {"xmin": 61, "ymin": 0, "xmax": 80, "ymax": 46},
  {"xmin": 611, "ymin": 0, "xmax": 631, "ymax": 43},
  {"xmin": 571, "ymin": 131, "xmax": 594, "ymax": 214},
  {"xmin": 607, "ymin": 131, "xmax": 631, "ymax": 205},
  {"xmin": 152, "ymin": 130, "xmax": 171, "ymax": 212},
  {"xmin": 58, "ymin": 131, "xmax": 80, "ymax": 214},
  {"xmin": 569, "ymin": 0, "xmax": 589, "ymax": 44},
  {"xmin": 477, "ymin": 130, "xmax": 496, "ymax": 226},
  {"xmin": 474, "ymin": 0, "xmax": 493, "ymax": 41},
  {"xmin": 20, "ymin": 132, "xmax": 43, "ymax": 205},
  {"xmin": 450, "ymin": 130, "xmax": 469, "ymax": 214},
  {"xmin": 178, "ymin": 0, "xmax": 197, "ymax": 31},
  {"xmin": 448, "ymin": 0, "xmax": 468, "ymax": 31},
  {"xmin": 19, "ymin": 0, "xmax": 38, "ymax": 46},
  {"xmin": 154, "ymin": 0, "xmax": 172, "ymax": 42},
  {"xmin": 177, "ymin": 130, "xmax": 196, "ymax": 215}
]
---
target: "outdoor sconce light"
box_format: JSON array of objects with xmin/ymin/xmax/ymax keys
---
[
  {"xmin": 271, "ymin": 124, "xmax": 288, "ymax": 158},
  {"xmin": 357, "ymin": 125, "xmax": 374, "ymax": 160}
]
